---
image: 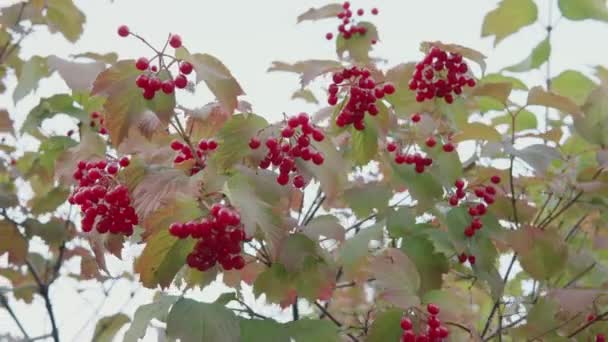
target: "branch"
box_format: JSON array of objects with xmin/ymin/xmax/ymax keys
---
[
  {"xmin": 480, "ymin": 253, "xmax": 518, "ymax": 337},
  {"xmin": 26, "ymin": 261, "xmax": 59, "ymax": 342},
  {"xmin": 0, "ymin": 293, "xmax": 30, "ymax": 340},
  {"xmin": 314, "ymin": 301, "xmax": 358, "ymax": 342},
  {"xmin": 567, "ymin": 311, "xmax": 608, "ymax": 338}
]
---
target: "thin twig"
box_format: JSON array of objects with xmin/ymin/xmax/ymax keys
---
[
  {"xmin": 567, "ymin": 311, "xmax": 608, "ymax": 338},
  {"xmin": 314, "ymin": 301, "xmax": 358, "ymax": 342},
  {"xmin": 0, "ymin": 294, "xmax": 30, "ymax": 340}
]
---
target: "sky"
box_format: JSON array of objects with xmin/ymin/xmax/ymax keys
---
[{"xmin": 1, "ymin": 0, "xmax": 608, "ymax": 341}]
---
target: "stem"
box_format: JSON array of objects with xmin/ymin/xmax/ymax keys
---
[
  {"xmin": 26, "ymin": 261, "xmax": 59, "ymax": 342},
  {"xmin": 567, "ymin": 311, "xmax": 608, "ymax": 338},
  {"xmin": 314, "ymin": 301, "xmax": 358, "ymax": 342},
  {"xmin": 292, "ymin": 298, "xmax": 299, "ymax": 321},
  {"xmin": 0, "ymin": 294, "xmax": 30, "ymax": 340},
  {"xmin": 481, "ymin": 253, "xmax": 518, "ymax": 338}
]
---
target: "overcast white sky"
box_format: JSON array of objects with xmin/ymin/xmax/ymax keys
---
[{"xmin": 2, "ymin": 0, "xmax": 608, "ymax": 341}]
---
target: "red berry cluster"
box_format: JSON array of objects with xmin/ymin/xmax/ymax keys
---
[
  {"xmin": 409, "ymin": 46, "xmax": 476, "ymax": 104},
  {"xmin": 456, "ymin": 175, "xmax": 501, "ymax": 266},
  {"xmin": 249, "ymin": 113, "xmax": 325, "ymax": 188},
  {"xmin": 89, "ymin": 111, "xmax": 107, "ymax": 135},
  {"xmin": 170, "ymin": 138, "xmax": 218, "ymax": 175},
  {"xmin": 325, "ymin": 2, "xmax": 379, "ymax": 42},
  {"xmin": 169, "ymin": 203, "xmax": 246, "ymax": 272},
  {"xmin": 118, "ymin": 25, "xmax": 192, "ymax": 100},
  {"xmin": 328, "ymin": 66, "xmax": 395, "ymax": 130},
  {"xmin": 69, "ymin": 157, "xmax": 137, "ymax": 236},
  {"xmin": 400, "ymin": 304, "xmax": 449, "ymax": 342}
]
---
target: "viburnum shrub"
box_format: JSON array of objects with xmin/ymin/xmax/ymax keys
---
[{"xmin": 2, "ymin": 1, "xmax": 608, "ymax": 342}]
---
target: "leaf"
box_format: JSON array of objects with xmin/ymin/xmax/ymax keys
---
[
  {"xmin": 509, "ymin": 144, "xmax": 560, "ymax": 174},
  {"xmin": 212, "ymin": 113, "xmax": 268, "ymax": 169},
  {"xmin": 0, "ymin": 220, "xmax": 28, "ymax": 265},
  {"xmin": 401, "ymin": 236, "xmax": 449, "ymax": 294},
  {"xmin": 72, "ymin": 52, "xmax": 119, "ymax": 64},
  {"xmin": 22, "ymin": 218, "xmax": 69, "ymax": 248},
  {"xmin": 482, "ymin": 0, "xmax": 538, "ymax": 45},
  {"xmin": 224, "ymin": 170, "xmax": 289, "ymax": 256},
  {"xmin": 28, "ymin": 186, "xmax": 69, "ymax": 215},
  {"xmin": 386, "ymin": 207, "xmax": 416, "ymax": 238},
  {"xmin": 492, "ymin": 110, "xmax": 538, "ymax": 132},
  {"xmin": 124, "ymin": 295, "xmax": 179, "ymax": 342},
  {"xmin": 481, "ymin": 73, "xmax": 528, "ymax": 90},
  {"xmin": 547, "ymin": 289, "xmax": 605, "ymax": 315},
  {"xmin": 166, "ymin": 298, "xmax": 240, "ymax": 342},
  {"xmin": 183, "ymin": 101, "xmax": 251, "ymax": 141},
  {"xmin": 0, "ymin": 110, "xmax": 13, "ymax": 135},
  {"xmin": 574, "ymin": 85, "xmax": 608, "ymax": 146},
  {"xmin": 370, "ymin": 248, "xmax": 420, "ymax": 308},
  {"xmin": 509, "ymin": 228, "xmax": 568, "ymax": 280},
  {"xmin": 453, "ymin": 122, "xmax": 502, "ymax": 142},
  {"xmin": 253, "ymin": 263, "xmax": 294, "ymax": 305},
  {"xmin": 505, "ymin": 38, "xmax": 550, "ymax": 72},
  {"xmin": 45, "ymin": 0, "xmax": 85, "ymax": 42},
  {"xmin": 367, "ymin": 309, "xmax": 403, "ymax": 342},
  {"xmin": 527, "ymin": 86, "xmax": 583, "ymax": 116},
  {"xmin": 383, "ymin": 63, "xmax": 427, "ymax": 115},
  {"xmin": 291, "ymin": 89, "xmax": 319, "ymax": 104},
  {"xmin": 302, "ymin": 215, "xmax": 345, "ymax": 243},
  {"xmin": 343, "ymin": 182, "xmax": 391, "ymax": 218},
  {"xmin": 551, "ymin": 70, "xmax": 596, "ymax": 105},
  {"xmin": 298, "ymin": 139, "xmax": 349, "ymax": 202},
  {"xmin": 277, "ymin": 234, "xmax": 319, "ymax": 272},
  {"xmin": 339, "ymin": 223, "xmax": 383, "ymax": 274},
  {"xmin": 13, "ymin": 56, "xmax": 50, "ymax": 103},
  {"xmin": 350, "ymin": 116, "xmax": 379, "ymax": 165},
  {"xmin": 336, "ymin": 22, "xmax": 378, "ymax": 63},
  {"xmin": 558, "ymin": 0, "xmax": 608, "ymax": 22},
  {"xmin": 21, "ymin": 94, "xmax": 88, "ymax": 134},
  {"xmin": 239, "ymin": 319, "xmax": 289, "ymax": 342},
  {"xmin": 285, "ymin": 319, "xmax": 340, "ymax": 342},
  {"xmin": 389, "ymin": 159, "xmax": 443, "ymax": 209},
  {"xmin": 92, "ymin": 60, "xmax": 175, "ymax": 146},
  {"xmin": 297, "ymin": 3, "xmax": 342, "ymax": 22},
  {"xmin": 472, "ymin": 82, "xmax": 512, "ymax": 103},
  {"xmin": 176, "ymin": 49, "xmax": 245, "ymax": 114},
  {"xmin": 135, "ymin": 196, "xmax": 202, "ymax": 288},
  {"xmin": 268, "ymin": 60, "xmax": 343, "ymax": 88},
  {"xmin": 92, "ymin": 313, "xmax": 130, "ymax": 342},
  {"xmin": 47, "ymin": 55, "xmax": 105, "ymax": 92}
]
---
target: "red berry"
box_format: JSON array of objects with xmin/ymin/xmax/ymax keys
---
[
  {"xmin": 425, "ymin": 137, "xmax": 436, "ymax": 148},
  {"xmin": 383, "ymin": 83, "xmax": 396, "ymax": 94},
  {"xmin": 312, "ymin": 129, "xmax": 325, "ymax": 142},
  {"xmin": 170, "ymin": 140, "xmax": 184, "ymax": 151},
  {"xmin": 249, "ymin": 137, "xmax": 261, "ymax": 149},
  {"xmin": 207, "ymin": 140, "xmax": 218, "ymax": 150},
  {"xmin": 136, "ymin": 74, "xmax": 149, "ymax": 88},
  {"xmin": 175, "ymin": 74, "xmax": 188, "ymax": 89},
  {"xmin": 485, "ymin": 185, "xmax": 496, "ymax": 195},
  {"xmin": 458, "ymin": 253, "xmax": 467, "ymax": 263},
  {"xmin": 107, "ymin": 163, "xmax": 119, "ymax": 174},
  {"xmin": 356, "ymin": 8, "xmax": 364, "ymax": 15},
  {"xmin": 293, "ymin": 175, "xmax": 305, "ymax": 188},
  {"xmin": 587, "ymin": 314, "xmax": 596, "ymax": 322},
  {"xmin": 180, "ymin": 61, "xmax": 193, "ymax": 75},
  {"xmin": 277, "ymin": 173, "xmax": 289, "ymax": 186},
  {"xmin": 402, "ymin": 331, "xmax": 416, "ymax": 342},
  {"xmin": 342, "ymin": 1, "xmax": 350, "ymax": 9},
  {"xmin": 148, "ymin": 77, "xmax": 162, "ymax": 91},
  {"xmin": 281, "ymin": 127, "xmax": 295, "ymax": 138},
  {"xmin": 468, "ymin": 255, "xmax": 476, "ymax": 264},
  {"xmin": 142, "ymin": 88, "xmax": 155, "ymax": 100},
  {"xmin": 443, "ymin": 143, "xmax": 455, "ymax": 152},
  {"xmin": 151, "ymin": 65, "xmax": 158, "ymax": 72},
  {"xmin": 312, "ymin": 153, "xmax": 324, "ymax": 165},
  {"xmin": 464, "ymin": 227, "xmax": 475, "ymax": 237},
  {"xmin": 161, "ymin": 80, "xmax": 175, "ymax": 94},
  {"xmin": 117, "ymin": 25, "xmax": 130, "ymax": 37},
  {"xmin": 400, "ymin": 317, "xmax": 412, "ymax": 330},
  {"xmin": 411, "ymin": 113, "xmax": 421, "ymax": 122},
  {"xmin": 135, "ymin": 57, "xmax": 149, "ymax": 71},
  {"xmin": 491, "ymin": 175, "xmax": 501, "ymax": 184},
  {"xmin": 427, "ymin": 303, "xmax": 440, "ymax": 315},
  {"xmin": 119, "ymin": 157, "xmax": 130, "ymax": 167},
  {"xmin": 91, "ymin": 111, "xmax": 100, "ymax": 119},
  {"xmin": 597, "ymin": 334, "xmax": 606, "ymax": 342},
  {"xmin": 371, "ymin": 8, "xmax": 379, "ymax": 15},
  {"xmin": 387, "ymin": 142, "xmax": 397, "ymax": 152},
  {"xmin": 449, "ymin": 196, "xmax": 458, "ymax": 206},
  {"xmin": 438, "ymin": 326, "xmax": 449, "ymax": 338},
  {"xmin": 169, "ymin": 34, "xmax": 182, "ymax": 48},
  {"xmin": 455, "ymin": 179, "xmax": 465, "ymax": 189},
  {"xmin": 326, "ymin": 32, "xmax": 334, "ymax": 40}
]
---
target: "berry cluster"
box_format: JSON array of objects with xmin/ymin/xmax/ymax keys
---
[
  {"xmin": 325, "ymin": 2, "xmax": 379, "ymax": 42},
  {"xmin": 409, "ymin": 46, "xmax": 476, "ymax": 104},
  {"xmin": 169, "ymin": 203, "xmax": 246, "ymax": 272},
  {"xmin": 249, "ymin": 113, "xmax": 325, "ymax": 188},
  {"xmin": 170, "ymin": 138, "xmax": 218, "ymax": 175},
  {"xmin": 68, "ymin": 157, "xmax": 137, "ymax": 236},
  {"xmin": 117, "ymin": 25, "xmax": 193, "ymax": 100},
  {"xmin": 400, "ymin": 304, "xmax": 449, "ymax": 342},
  {"xmin": 327, "ymin": 66, "xmax": 395, "ymax": 130},
  {"xmin": 89, "ymin": 111, "xmax": 107, "ymax": 135},
  {"xmin": 455, "ymin": 175, "xmax": 501, "ymax": 265}
]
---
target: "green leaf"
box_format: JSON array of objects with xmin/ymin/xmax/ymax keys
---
[
  {"xmin": 267, "ymin": 60, "xmax": 342, "ymax": 88},
  {"xmin": 277, "ymin": 234, "xmax": 319, "ymax": 272},
  {"xmin": 384, "ymin": 63, "xmax": 427, "ymax": 116},
  {"xmin": 366, "ymin": 309, "xmax": 403, "ymax": 342},
  {"xmin": 482, "ymin": 0, "xmax": 538, "ymax": 45},
  {"xmin": 558, "ymin": 0, "xmax": 608, "ymax": 22},
  {"xmin": 389, "ymin": 160, "xmax": 443, "ymax": 209},
  {"xmin": 92, "ymin": 313, "xmax": 130, "ymax": 342},
  {"xmin": 574, "ymin": 85, "xmax": 608, "ymax": 146},
  {"xmin": 134, "ymin": 196, "xmax": 202, "ymax": 288},
  {"xmin": 213, "ymin": 113, "xmax": 268, "ymax": 169},
  {"xmin": 29, "ymin": 186, "xmax": 69, "ymax": 214},
  {"xmin": 505, "ymin": 38, "xmax": 550, "ymax": 72},
  {"xmin": 21, "ymin": 94, "xmax": 88, "ymax": 134},
  {"xmin": 22, "ymin": 218, "xmax": 68, "ymax": 248},
  {"xmin": 527, "ymin": 86, "xmax": 582, "ymax": 116},
  {"xmin": 124, "ymin": 295, "xmax": 179, "ymax": 342},
  {"xmin": 428, "ymin": 144, "xmax": 463, "ymax": 188},
  {"xmin": 45, "ymin": 0, "xmax": 86, "ymax": 42},
  {"xmin": 471, "ymin": 82, "xmax": 512, "ymax": 103},
  {"xmin": 167, "ymin": 298, "xmax": 240, "ymax": 342},
  {"xmin": 252, "ymin": 263, "xmax": 293, "ymax": 304},
  {"xmin": 343, "ymin": 182, "xmax": 391, "ymax": 218},
  {"xmin": 239, "ymin": 319, "xmax": 289, "ymax": 342},
  {"xmin": 339, "ymin": 222, "xmax": 383, "ymax": 274},
  {"xmin": 371, "ymin": 248, "xmax": 420, "ymax": 308},
  {"xmin": 38, "ymin": 136, "xmax": 78, "ymax": 173},
  {"xmin": 285, "ymin": 319, "xmax": 340, "ymax": 342},
  {"xmin": 492, "ymin": 110, "xmax": 538, "ymax": 132},
  {"xmin": 446, "ymin": 207, "xmax": 470, "ymax": 252},
  {"xmin": 509, "ymin": 228, "xmax": 568, "ymax": 280},
  {"xmin": 176, "ymin": 48, "xmax": 245, "ymax": 114},
  {"xmin": 336, "ymin": 21, "xmax": 378, "ymax": 63},
  {"xmin": 92, "ymin": 60, "xmax": 175, "ymax": 146},
  {"xmin": 291, "ymin": 89, "xmax": 318, "ymax": 104},
  {"xmin": 13, "ymin": 56, "xmax": 50, "ymax": 103},
  {"xmin": 481, "ymin": 73, "xmax": 528, "ymax": 90},
  {"xmin": 386, "ymin": 206, "xmax": 416, "ymax": 238},
  {"xmin": 350, "ymin": 115, "xmax": 378, "ymax": 165},
  {"xmin": 453, "ymin": 122, "xmax": 502, "ymax": 142},
  {"xmin": 297, "ymin": 4, "xmax": 342, "ymax": 22},
  {"xmin": 302, "ymin": 215, "xmax": 345, "ymax": 243},
  {"xmin": 72, "ymin": 52, "xmax": 119, "ymax": 64},
  {"xmin": 401, "ymin": 236, "xmax": 449, "ymax": 294},
  {"xmin": 298, "ymin": 138, "xmax": 349, "ymax": 202},
  {"xmin": 552, "ymin": 70, "xmax": 596, "ymax": 105}
]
